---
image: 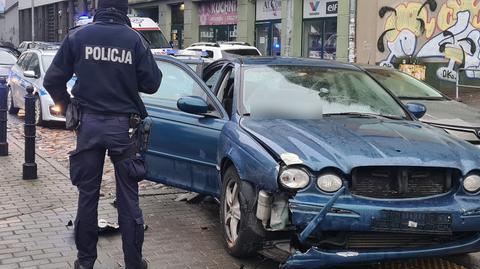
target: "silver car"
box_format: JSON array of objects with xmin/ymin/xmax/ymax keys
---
[
  {"xmin": 7, "ymin": 48, "xmax": 72, "ymax": 126},
  {"xmin": 365, "ymin": 66, "xmax": 480, "ymax": 145}
]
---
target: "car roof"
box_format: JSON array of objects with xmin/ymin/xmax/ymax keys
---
[
  {"xmin": 355, "ymin": 64, "xmax": 393, "ymax": 72},
  {"xmin": 24, "ymin": 49, "xmax": 58, "ymax": 56},
  {"xmin": 231, "ymin": 57, "xmax": 361, "ymax": 70}
]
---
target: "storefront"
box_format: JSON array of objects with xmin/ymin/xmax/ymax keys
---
[
  {"xmin": 302, "ymin": 0, "xmax": 338, "ymax": 59},
  {"xmin": 198, "ymin": 0, "xmax": 238, "ymax": 43},
  {"xmin": 170, "ymin": 3, "xmax": 184, "ymax": 49},
  {"xmin": 255, "ymin": 0, "xmax": 282, "ymax": 56}
]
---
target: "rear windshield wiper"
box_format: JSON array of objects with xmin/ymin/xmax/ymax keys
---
[{"xmin": 323, "ymin": 112, "xmax": 405, "ymax": 120}]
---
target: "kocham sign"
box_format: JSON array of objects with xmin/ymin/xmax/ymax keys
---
[{"xmin": 199, "ymin": 0, "xmax": 238, "ymax": 26}]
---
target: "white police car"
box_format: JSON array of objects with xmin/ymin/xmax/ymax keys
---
[
  {"xmin": 184, "ymin": 42, "xmax": 262, "ymax": 60},
  {"xmin": 7, "ymin": 47, "xmax": 74, "ymax": 126}
]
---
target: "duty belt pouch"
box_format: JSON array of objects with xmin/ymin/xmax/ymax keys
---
[{"xmin": 66, "ymin": 99, "xmax": 81, "ymax": 130}]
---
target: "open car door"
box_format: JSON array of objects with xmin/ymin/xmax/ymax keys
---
[{"xmin": 142, "ymin": 56, "xmax": 229, "ymax": 196}]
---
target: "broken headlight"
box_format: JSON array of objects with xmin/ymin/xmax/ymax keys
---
[
  {"xmin": 279, "ymin": 168, "xmax": 310, "ymax": 190},
  {"xmin": 464, "ymin": 174, "xmax": 480, "ymax": 193}
]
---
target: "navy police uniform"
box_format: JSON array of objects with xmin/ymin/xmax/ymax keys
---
[{"xmin": 43, "ymin": 1, "xmax": 161, "ymax": 268}]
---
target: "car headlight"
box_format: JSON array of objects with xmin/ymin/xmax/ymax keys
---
[
  {"xmin": 317, "ymin": 173, "xmax": 343, "ymax": 193},
  {"xmin": 463, "ymin": 174, "xmax": 480, "ymax": 193},
  {"xmin": 279, "ymin": 168, "xmax": 310, "ymax": 189}
]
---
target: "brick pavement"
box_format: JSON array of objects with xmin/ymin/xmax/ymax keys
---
[{"xmin": 0, "ymin": 134, "xmax": 280, "ymax": 269}]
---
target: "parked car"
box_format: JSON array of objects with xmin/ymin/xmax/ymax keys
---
[
  {"xmin": 7, "ymin": 48, "xmax": 73, "ymax": 125},
  {"xmin": 0, "ymin": 44, "xmax": 20, "ymax": 57},
  {"xmin": 185, "ymin": 42, "xmax": 261, "ymax": 60},
  {"xmin": 364, "ymin": 66, "xmax": 480, "ymax": 145},
  {"xmin": 0, "ymin": 48, "xmax": 17, "ymax": 80},
  {"xmin": 144, "ymin": 56, "xmax": 480, "ymax": 268}
]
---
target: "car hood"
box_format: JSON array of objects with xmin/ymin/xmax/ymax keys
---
[
  {"xmin": 402, "ymin": 99, "xmax": 480, "ymax": 128},
  {"xmin": 240, "ymin": 118, "xmax": 480, "ymax": 174}
]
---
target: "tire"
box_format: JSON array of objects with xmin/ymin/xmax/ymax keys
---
[
  {"xmin": 220, "ymin": 166, "xmax": 265, "ymax": 258},
  {"xmin": 7, "ymin": 88, "xmax": 19, "ymax": 115},
  {"xmin": 34, "ymin": 95, "xmax": 44, "ymax": 126}
]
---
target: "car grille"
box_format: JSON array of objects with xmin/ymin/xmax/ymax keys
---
[
  {"xmin": 350, "ymin": 167, "xmax": 456, "ymax": 199},
  {"xmin": 312, "ymin": 232, "xmax": 475, "ymax": 250}
]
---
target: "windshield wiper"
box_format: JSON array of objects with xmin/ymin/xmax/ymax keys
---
[
  {"xmin": 398, "ymin": 96, "xmax": 445, "ymax": 101},
  {"xmin": 323, "ymin": 112, "xmax": 405, "ymax": 120}
]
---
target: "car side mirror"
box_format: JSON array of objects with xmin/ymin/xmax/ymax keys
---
[
  {"xmin": 405, "ymin": 102, "xmax": 427, "ymax": 119},
  {"xmin": 24, "ymin": 70, "xmax": 39, "ymax": 79},
  {"xmin": 177, "ymin": 96, "xmax": 209, "ymax": 115}
]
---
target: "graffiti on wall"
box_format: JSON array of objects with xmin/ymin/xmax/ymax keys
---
[{"xmin": 377, "ymin": 0, "xmax": 480, "ymax": 81}]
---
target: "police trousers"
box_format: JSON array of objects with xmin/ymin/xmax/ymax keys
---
[{"xmin": 69, "ymin": 113, "xmax": 144, "ymax": 269}]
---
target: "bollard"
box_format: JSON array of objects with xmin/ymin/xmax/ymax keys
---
[
  {"xmin": 23, "ymin": 85, "xmax": 37, "ymax": 180},
  {"xmin": 0, "ymin": 77, "xmax": 8, "ymax": 156}
]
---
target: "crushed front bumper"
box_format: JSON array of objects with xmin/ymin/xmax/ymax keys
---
[
  {"xmin": 281, "ymin": 189, "xmax": 480, "ymax": 268},
  {"xmin": 281, "ymin": 234, "xmax": 480, "ymax": 268}
]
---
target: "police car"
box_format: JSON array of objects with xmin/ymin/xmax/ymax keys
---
[
  {"xmin": 184, "ymin": 42, "xmax": 262, "ymax": 60},
  {"xmin": 7, "ymin": 47, "xmax": 74, "ymax": 126},
  {"xmin": 76, "ymin": 16, "xmax": 172, "ymax": 55}
]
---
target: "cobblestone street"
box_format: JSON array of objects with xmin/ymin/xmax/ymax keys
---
[{"xmin": 0, "ymin": 114, "xmax": 478, "ymax": 269}]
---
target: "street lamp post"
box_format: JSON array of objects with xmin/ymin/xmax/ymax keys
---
[{"xmin": 31, "ymin": 0, "xmax": 35, "ymax": 41}]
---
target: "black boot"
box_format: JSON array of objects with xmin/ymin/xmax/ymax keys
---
[{"xmin": 74, "ymin": 260, "xmax": 93, "ymax": 269}]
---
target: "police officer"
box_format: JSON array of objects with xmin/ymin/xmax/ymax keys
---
[{"xmin": 43, "ymin": 0, "xmax": 161, "ymax": 268}]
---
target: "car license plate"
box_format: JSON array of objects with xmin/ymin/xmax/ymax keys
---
[{"xmin": 372, "ymin": 210, "xmax": 452, "ymax": 234}]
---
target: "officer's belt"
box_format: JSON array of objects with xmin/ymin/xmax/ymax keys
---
[{"xmin": 82, "ymin": 108, "xmax": 131, "ymax": 117}]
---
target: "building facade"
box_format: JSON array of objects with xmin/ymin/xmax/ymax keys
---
[
  {"xmin": 18, "ymin": 0, "xmax": 96, "ymax": 43},
  {"xmin": 355, "ymin": 0, "xmax": 480, "ymax": 93},
  {"xmin": 128, "ymin": 0, "xmax": 354, "ymax": 61},
  {"xmin": 0, "ymin": 0, "xmax": 19, "ymax": 46}
]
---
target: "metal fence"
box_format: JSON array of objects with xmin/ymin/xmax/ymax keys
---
[{"xmin": 456, "ymin": 68, "xmax": 480, "ymax": 100}]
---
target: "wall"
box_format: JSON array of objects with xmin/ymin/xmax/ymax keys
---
[
  {"xmin": 357, "ymin": 0, "xmax": 480, "ymax": 92},
  {"xmin": 0, "ymin": 0, "xmax": 19, "ymax": 46}
]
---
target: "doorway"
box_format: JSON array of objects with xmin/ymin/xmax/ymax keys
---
[
  {"xmin": 255, "ymin": 21, "xmax": 281, "ymax": 56},
  {"xmin": 302, "ymin": 18, "xmax": 337, "ymax": 59}
]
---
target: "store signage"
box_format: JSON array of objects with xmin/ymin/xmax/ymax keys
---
[
  {"xmin": 303, "ymin": 0, "xmax": 338, "ymax": 19},
  {"xmin": 256, "ymin": 0, "xmax": 282, "ymax": 21},
  {"xmin": 199, "ymin": 0, "xmax": 238, "ymax": 26}
]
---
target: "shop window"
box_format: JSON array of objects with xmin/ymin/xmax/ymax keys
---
[
  {"xmin": 199, "ymin": 25, "xmax": 237, "ymax": 43},
  {"xmin": 303, "ymin": 19, "xmax": 337, "ymax": 59}
]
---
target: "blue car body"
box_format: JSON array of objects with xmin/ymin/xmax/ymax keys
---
[{"xmin": 144, "ymin": 56, "xmax": 480, "ymax": 268}]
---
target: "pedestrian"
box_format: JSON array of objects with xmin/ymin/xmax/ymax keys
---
[{"xmin": 43, "ymin": 0, "xmax": 161, "ymax": 268}]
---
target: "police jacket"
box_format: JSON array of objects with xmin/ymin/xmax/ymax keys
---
[{"xmin": 43, "ymin": 9, "xmax": 161, "ymax": 117}]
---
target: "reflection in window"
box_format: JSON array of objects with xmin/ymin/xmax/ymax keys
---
[{"xmin": 143, "ymin": 61, "xmax": 207, "ymax": 110}]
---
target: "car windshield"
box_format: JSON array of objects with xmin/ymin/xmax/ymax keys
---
[
  {"xmin": 223, "ymin": 49, "xmax": 260, "ymax": 56},
  {"xmin": 42, "ymin": 55, "xmax": 55, "ymax": 70},
  {"xmin": 368, "ymin": 69, "xmax": 444, "ymax": 99},
  {"xmin": 242, "ymin": 65, "xmax": 408, "ymax": 120},
  {"xmin": 0, "ymin": 50, "xmax": 17, "ymax": 65},
  {"xmin": 139, "ymin": 30, "xmax": 170, "ymax": 49}
]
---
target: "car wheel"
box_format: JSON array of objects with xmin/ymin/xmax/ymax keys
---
[
  {"xmin": 7, "ymin": 88, "xmax": 19, "ymax": 115},
  {"xmin": 34, "ymin": 95, "xmax": 44, "ymax": 126},
  {"xmin": 220, "ymin": 166, "xmax": 264, "ymax": 258}
]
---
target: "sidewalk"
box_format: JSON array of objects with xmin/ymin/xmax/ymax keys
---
[{"xmin": 0, "ymin": 135, "xmax": 277, "ymax": 269}]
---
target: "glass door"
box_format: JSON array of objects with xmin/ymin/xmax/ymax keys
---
[
  {"xmin": 255, "ymin": 23, "xmax": 270, "ymax": 56},
  {"xmin": 255, "ymin": 21, "xmax": 282, "ymax": 56},
  {"xmin": 303, "ymin": 18, "xmax": 337, "ymax": 59}
]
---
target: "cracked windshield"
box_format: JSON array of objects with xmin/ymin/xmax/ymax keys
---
[{"xmin": 243, "ymin": 66, "xmax": 407, "ymax": 119}]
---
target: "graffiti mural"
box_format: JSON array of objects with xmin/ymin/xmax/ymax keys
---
[{"xmin": 377, "ymin": 0, "xmax": 480, "ymax": 81}]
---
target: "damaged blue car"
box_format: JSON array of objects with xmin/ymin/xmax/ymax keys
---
[{"xmin": 142, "ymin": 56, "xmax": 480, "ymax": 268}]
